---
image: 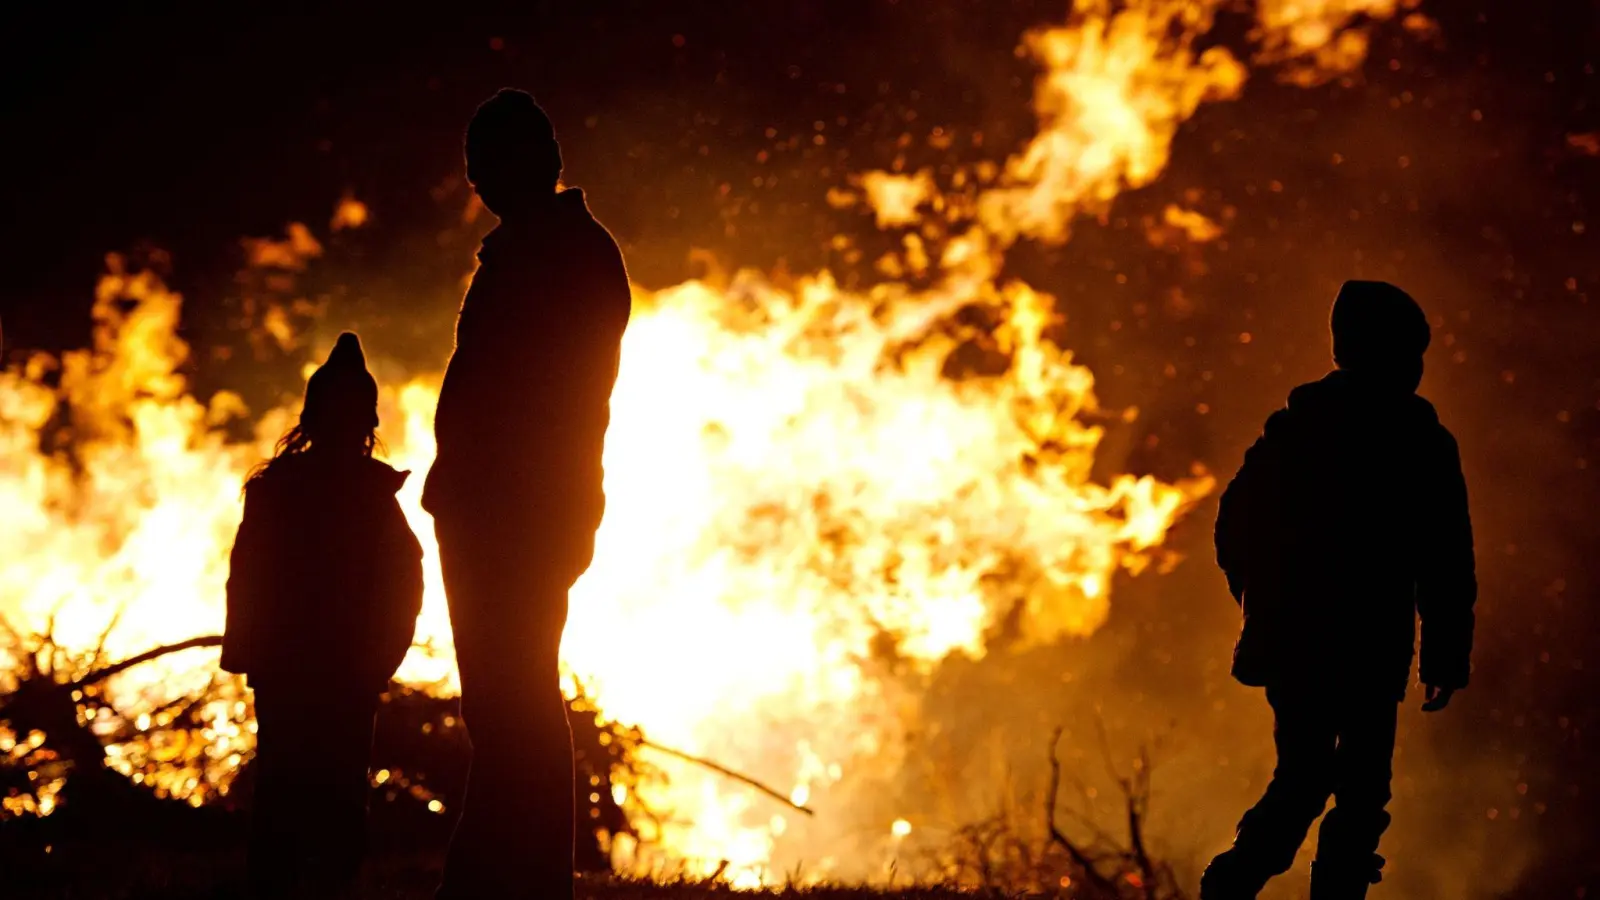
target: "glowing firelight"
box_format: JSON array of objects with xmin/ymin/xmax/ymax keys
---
[
  {"xmin": 0, "ymin": 0, "xmax": 1422, "ymax": 884},
  {"xmin": 330, "ymin": 195, "xmax": 370, "ymax": 231}
]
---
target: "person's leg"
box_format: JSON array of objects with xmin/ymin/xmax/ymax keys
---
[
  {"xmin": 434, "ymin": 522, "xmax": 493, "ymax": 898},
  {"xmin": 300, "ymin": 691, "xmax": 379, "ymax": 893},
  {"xmin": 436, "ymin": 519, "xmax": 576, "ymax": 900},
  {"xmin": 1202, "ymin": 684, "xmax": 1338, "ymax": 899},
  {"xmin": 248, "ymin": 689, "xmax": 310, "ymax": 898},
  {"xmin": 1310, "ymin": 697, "xmax": 1399, "ymax": 899}
]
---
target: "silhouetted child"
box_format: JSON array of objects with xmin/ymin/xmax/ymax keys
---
[
  {"xmin": 1200, "ymin": 281, "xmax": 1477, "ymax": 900},
  {"xmin": 222, "ymin": 333, "xmax": 423, "ymax": 899}
]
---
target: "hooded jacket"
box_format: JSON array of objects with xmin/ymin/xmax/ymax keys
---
[
  {"xmin": 422, "ymin": 188, "xmax": 631, "ymax": 544},
  {"xmin": 222, "ymin": 453, "xmax": 424, "ymax": 693},
  {"xmin": 1215, "ymin": 370, "xmax": 1476, "ymax": 699}
]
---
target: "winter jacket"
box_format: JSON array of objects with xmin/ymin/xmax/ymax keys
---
[
  {"xmin": 222, "ymin": 453, "xmax": 424, "ymax": 694},
  {"xmin": 422, "ymin": 188, "xmax": 632, "ymax": 551},
  {"xmin": 1215, "ymin": 369, "xmax": 1476, "ymax": 700}
]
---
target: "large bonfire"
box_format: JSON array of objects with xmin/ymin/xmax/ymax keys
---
[{"xmin": 1, "ymin": 0, "xmax": 1425, "ymax": 886}]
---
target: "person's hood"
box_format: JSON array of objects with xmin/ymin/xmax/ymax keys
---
[
  {"xmin": 477, "ymin": 187, "xmax": 598, "ymax": 265},
  {"xmin": 1276, "ymin": 369, "xmax": 1439, "ymax": 432},
  {"xmin": 250, "ymin": 452, "xmax": 410, "ymax": 499}
]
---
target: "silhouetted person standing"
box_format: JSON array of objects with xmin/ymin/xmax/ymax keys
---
[
  {"xmin": 421, "ymin": 89, "xmax": 631, "ymax": 899},
  {"xmin": 224, "ymin": 333, "xmax": 424, "ymax": 899},
  {"xmin": 1199, "ymin": 281, "xmax": 1477, "ymax": 900}
]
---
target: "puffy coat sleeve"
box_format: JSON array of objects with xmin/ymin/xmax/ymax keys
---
[
  {"xmin": 1416, "ymin": 426, "xmax": 1477, "ymax": 689},
  {"xmin": 569, "ymin": 234, "xmax": 632, "ymax": 411},
  {"xmin": 373, "ymin": 495, "xmax": 425, "ymax": 682},
  {"xmin": 1216, "ymin": 411, "xmax": 1287, "ymax": 604},
  {"xmin": 221, "ymin": 484, "xmax": 272, "ymax": 674}
]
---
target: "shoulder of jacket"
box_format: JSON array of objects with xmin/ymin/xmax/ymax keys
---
[
  {"xmin": 1260, "ymin": 406, "xmax": 1297, "ymax": 440},
  {"xmin": 354, "ymin": 457, "xmax": 408, "ymax": 486},
  {"xmin": 1430, "ymin": 419, "xmax": 1461, "ymax": 456},
  {"xmin": 1405, "ymin": 391, "xmax": 1440, "ymax": 420},
  {"xmin": 1404, "ymin": 395, "xmax": 1457, "ymax": 444},
  {"xmin": 578, "ymin": 216, "xmax": 626, "ymax": 264},
  {"xmin": 243, "ymin": 467, "xmax": 287, "ymax": 501}
]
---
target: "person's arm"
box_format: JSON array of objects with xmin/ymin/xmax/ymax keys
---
[
  {"xmin": 1417, "ymin": 426, "xmax": 1477, "ymax": 710},
  {"xmin": 1215, "ymin": 467, "xmax": 1251, "ymax": 605},
  {"xmin": 535, "ymin": 232, "xmax": 632, "ymax": 458},
  {"xmin": 220, "ymin": 486, "xmax": 270, "ymax": 674},
  {"xmin": 1215, "ymin": 413, "xmax": 1285, "ymax": 605},
  {"xmin": 573, "ymin": 240, "xmax": 632, "ymax": 410},
  {"xmin": 375, "ymin": 498, "xmax": 425, "ymax": 682}
]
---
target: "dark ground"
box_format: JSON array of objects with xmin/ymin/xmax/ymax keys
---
[{"xmin": 8, "ymin": 847, "xmax": 985, "ymax": 900}]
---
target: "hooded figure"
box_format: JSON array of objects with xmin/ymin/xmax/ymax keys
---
[
  {"xmin": 422, "ymin": 89, "xmax": 632, "ymax": 900},
  {"xmin": 223, "ymin": 332, "xmax": 423, "ymax": 899},
  {"xmin": 1201, "ymin": 281, "xmax": 1476, "ymax": 900},
  {"xmin": 1214, "ymin": 281, "xmax": 1475, "ymax": 697}
]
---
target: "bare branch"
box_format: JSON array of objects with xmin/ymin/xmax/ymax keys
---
[
  {"xmin": 1125, "ymin": 770, "xmax": 1158, "ymax": 898},
  {"xmin": 41, "ymin": 599, "xmax": 72, "ymax": 677},
  {"xmin": 71, "ymin": 634, "xmax": 223, "ymax": 690},
  {"xmin": 90, "ymin": 607, "xmax": 126, "ymax": 669},
  {"xmin": 1045, "ymin": 725, "xmax": 1122, "ymax": 898},
  {"xmin": 639, "ymin": 738, "xmax": 814, "ymax": 817}
]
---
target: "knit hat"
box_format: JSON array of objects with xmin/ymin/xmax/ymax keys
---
[
  {"xmin": 301, "ymin": 332, "xmax": 378, "ymax": 436},
  {"xmin": 1330, "ymin": 280, "xmax": 1431, "ymax": 370},
  {"xmin": 465, "ymin": 88, "xmax": 562, "ymax": 187}
]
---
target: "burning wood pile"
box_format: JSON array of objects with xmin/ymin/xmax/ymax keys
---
[
  {"xmin": 0, "ymin": 621, "xmax": 1189, "ymax": 899},
  {"xmin": 0, "ymin": 622, "xmax": 641, "ymax": 871}
]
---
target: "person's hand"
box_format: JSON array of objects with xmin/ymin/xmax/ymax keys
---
[{"xmin": 1421, "ymin": 684, "xmax": 1455, "ymax": 712}]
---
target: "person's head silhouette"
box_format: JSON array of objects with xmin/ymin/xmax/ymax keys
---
[
  {"xmin": 466, "ymin": 88, "xmax": 563, "ymax": 220},
  {"xmin": 301, "ymin": 332, "xmax": 379, "ymax": 453},
  {"xmin": 1330, "ymin": 280, "xmax": 1431, "ymax": 392}
]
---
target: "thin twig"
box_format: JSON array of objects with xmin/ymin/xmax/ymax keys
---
[
  {"xmin": 1054, "ymin": 796, "xmax": 1118, "ymax": 850},
  {"xmin": 639, "ymin": 738, "xmax": 815, "ymax": 816},
  {"xmin": 1093, "ymin": 714, "xmax": 1122, "ymax": 787},
  {"xmin": 1045, "ymin": 726, "xmax": 1122, "ymax": 898},
  {"xmin": 90, "ymin": 608, "xmax": 126, "ymax": 669},
  {"xmin": 1125, "ymin": 776, "xmax": 1157, "ymax": 899},
  {"xmin": 1095, "ymin": 722, "xmax": 1161, "ymax": 900}
]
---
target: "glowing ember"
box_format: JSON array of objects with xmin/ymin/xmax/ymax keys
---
[
  {"xmin": 331, "ymin": 195, "xmax": 370, "ymax": 231},
  {"xmin": 0, "ymin": 0, "xmax": 1420, "ymax": 884}
]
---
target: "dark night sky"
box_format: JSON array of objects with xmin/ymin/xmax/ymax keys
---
[
  {"xmin": 2, "ymin": 2, "xmax": 1038, "ymax": 343},
  {"xmin": 3, "ymin": 1, "xmax": 1599, "ymax": 895}
]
